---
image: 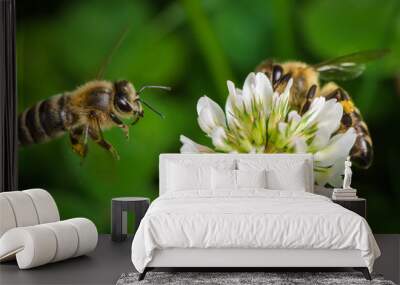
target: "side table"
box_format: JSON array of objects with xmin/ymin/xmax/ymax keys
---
[
  {"xmin": 332, "ymin": 198, "xmax": 366, "ymax": 219},
  {"xmin": 111, "ymin": 197, "xmax": 150, "ymax": 242}
]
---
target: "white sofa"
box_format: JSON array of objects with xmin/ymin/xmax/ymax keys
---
[{"xmin": 0, "ymin": 189, "xmax": 98, "ymax": 269}]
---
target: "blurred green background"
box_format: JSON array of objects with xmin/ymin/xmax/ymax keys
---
[{"xmin": 17, "ymin": 0, "xmax": 400, "ymax": 233}]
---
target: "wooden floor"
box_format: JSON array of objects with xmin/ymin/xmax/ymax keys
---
[{"xmin": 0, "ymin": 234, "xmax": 399, "ymax": 285}]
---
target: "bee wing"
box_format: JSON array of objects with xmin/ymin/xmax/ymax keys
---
[{"xmin": 313, "ymin": 49, "xmax": 389, "ymax": 81}]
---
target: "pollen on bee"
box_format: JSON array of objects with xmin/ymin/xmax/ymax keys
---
[
  {"xmin": 341, "ymin": 100, "xmax": 355, "ymax": 113},
  {"xmin": 73, "ymin": 143, "xmax": 86, "ymax": 156}
]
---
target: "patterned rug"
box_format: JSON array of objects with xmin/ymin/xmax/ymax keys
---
[{"xmin": 116, "ymin": 271, "xmax": 395, "ymax": 285}]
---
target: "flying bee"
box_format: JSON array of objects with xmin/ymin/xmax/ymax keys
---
[
  {"xmin": 18, "ymin": 27, "xmax": 171, "ymax": 160},
  {"xmin": 256, "ymin": 50, "xmax": 388, "ymax": 169}
]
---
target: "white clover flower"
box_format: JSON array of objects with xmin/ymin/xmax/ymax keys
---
[
  {"xmin": 196, "ymin": 96, "xmax": 226, "ymax": 135},
  {"xmin": 180, "ymin": 72, "xmax": 357, "ymax": 187},
  {"xmin": 179, "ymin": 135, "xmax": 214, "ymax": 153}
]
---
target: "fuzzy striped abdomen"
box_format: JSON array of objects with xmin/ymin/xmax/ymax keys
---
[{"xmin": 18, "ymin": 94, "xmax": 70, "ymax": 146}]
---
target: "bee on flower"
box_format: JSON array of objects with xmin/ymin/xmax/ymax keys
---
[{"xmin": 180, "ymin": 72, "xmax": 357, "ymax": 187}]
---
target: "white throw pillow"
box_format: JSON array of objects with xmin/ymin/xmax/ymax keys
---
[
  {"xmin": 211, "ymin": 168, "xmax": 268, "ymax": 190},
  {"xmin": 267, "ymin": 167, "xmax": 307, "ymax": 192},
  {"xmin": 266, "ymin": 167, "xmax": 307, "ymax": 191},
  {"xmin": 238, "ymin": 159, "xmax": 309, "ymax": 192},
  {"xmin": 211, "ymin": 168, "xmax": 236, "ymax": 190},
  {"xmin": 167, "ymin": 162, "xmax": 211, "ymax": 191},
  {"xmin": 236, "ymin": 169, "xmax": 267, "ymax": 189}
]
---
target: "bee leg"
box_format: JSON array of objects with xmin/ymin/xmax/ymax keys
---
[
  {"xmin": 131, "ymin": 116, "xmax": 140, "ymax": 125},
  {"xmin": 89, "ymin": 117, "xmax": 120, "ymax": 160},
  {"xmin": 300, "ymin": 84, "xmax": 317, "ymax": 114},
  {"xmin": 69, "ymin": 125, "xmax": 89, "ymax": 159},
  {"xmin": 109, "ymin": 112, "xmax": 129, "ymax": 140}
]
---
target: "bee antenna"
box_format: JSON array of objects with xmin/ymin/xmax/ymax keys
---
[
  {"xmin": 96, "ymin": 25, "xmax": 131, "ymax": 79},
  {"xmin": 139, "ymin": 99, "xmax": 165, "ymax": 119},
  {"xmin": 137, "ymin": 85, "xmax": 172, "ymax": 94}
]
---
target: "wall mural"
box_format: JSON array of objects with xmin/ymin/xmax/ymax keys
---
[{"xmin": 18, "ymin": 0, "xmax": 400, "ymax": 233}]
